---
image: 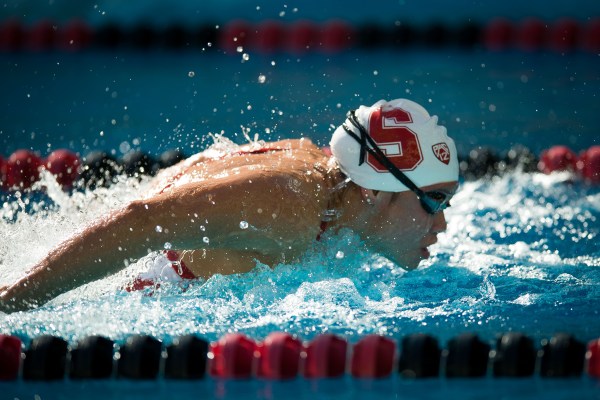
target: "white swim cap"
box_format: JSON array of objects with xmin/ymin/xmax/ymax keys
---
[{"xmin": 329, "ymin": 99, "xmax": 458, "ymax": 192}]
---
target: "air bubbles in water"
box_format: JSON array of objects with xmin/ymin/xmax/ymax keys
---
[
  {"xmin": 155, "ymin": 225, "xmax": 163, "ymax": 233},
  {"xmin": 188, "ymin": 71, "xmax": 195, "ymax": 78},
  {"xmin": 239, "ymin": 221, "xmax": 249, "ymax": 229},
  {"xmin": 164, "ymin": 242, "xmax": 172, "ymax": 250},
  {"xmin": 258, "ymin": 74, "xmax": 266, "ymax": 84},
  {"xmin": 336, "ymin": 251, "xmax": 345, "ymax": 259},
  {"xmin": 203, "ymin": 237, "xmax": 210, "ymax": 244}
]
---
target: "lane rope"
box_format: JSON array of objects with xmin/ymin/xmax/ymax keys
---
[
  {"xmin": 1, "ymin": 145, "xmax": 598, "ymax": 192},
  {"xmin": 1, "ymin": 18, "xmax": 599, "ymax": 53},
  {"xmin": 0, "ymin": 332, "xmax": 598, "ymax": 380}
]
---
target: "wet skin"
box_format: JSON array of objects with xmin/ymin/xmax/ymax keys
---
[{"xmin": 339, "ymin": 181, "xmax": 458, "ymax": 270}]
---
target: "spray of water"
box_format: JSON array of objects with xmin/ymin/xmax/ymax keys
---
[{"xmin": 1, "ymin": 150, "xmax": 599, "ymax": 344}]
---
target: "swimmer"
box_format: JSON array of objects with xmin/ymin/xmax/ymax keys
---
[{"xmin": 0, "ymin": 99, "xmax": 459, "ymax": 312}]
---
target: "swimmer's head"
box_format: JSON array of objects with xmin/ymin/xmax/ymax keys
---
[{"xmin": 330, "ymin": 99, "xmax": 458, "ymax": 193}]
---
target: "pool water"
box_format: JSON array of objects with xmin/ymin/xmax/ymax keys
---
[
  {"xmin": 0, "ymin": 153, "xmax": 598, "ymax": 344},
  {"xmin": 1, "ymin": 46, "xmax": 600, "ymax": 399},
  {"xmin": 3, "ymin": 375, "xmax": 600, "ymax": 400},
  {"xmin": 1, "ymin": 50, "xmax": 598, "ymax": 156}
]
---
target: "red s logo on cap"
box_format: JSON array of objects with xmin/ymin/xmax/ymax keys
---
[{"xmin": 366, "ymin": 107, "xmax": 423, "ymax": 172}]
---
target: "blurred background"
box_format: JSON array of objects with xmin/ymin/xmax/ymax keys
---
[{"xmin": 1, "ymin": 0, "xmax": 599, "ymax": 158}]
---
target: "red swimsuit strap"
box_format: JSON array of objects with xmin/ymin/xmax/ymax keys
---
[{"xmin": 316, "ymin": 220, "xmax": 329, "ymax": 241}]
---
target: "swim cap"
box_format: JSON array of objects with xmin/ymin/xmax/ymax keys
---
[{"xmin": 330, "ymin": 99, "xmax": 458, "ymax": 192}]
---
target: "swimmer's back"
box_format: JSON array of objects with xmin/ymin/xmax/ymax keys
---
[
  {"xmin": 153, "ymin": 138, "xmax": 331, "ymax": 195},
  {"xmin": 139, "ymin": 138, "xmax": 339, "ymax": 273}
]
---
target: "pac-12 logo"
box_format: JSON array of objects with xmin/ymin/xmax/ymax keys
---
[{"xmin": 432, "ymin": 142, "xmax": 450, "ymax": 165}]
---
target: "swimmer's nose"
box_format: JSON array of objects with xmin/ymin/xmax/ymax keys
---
[{"xmin": 431, "ymin": 210, "xmax": 448, "ymax": 233}]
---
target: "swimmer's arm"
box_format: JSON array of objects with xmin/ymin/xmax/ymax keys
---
[
  {"xmin": 0, "ymin": 204, "xmax": 157, "ymax": 312},
  {"xmin": 0, "ymin": 173, "xmax": 323, "ymax": 312},
  {"xmin": 141, "ymin": 173, "xmax": 324, "ymax": 254}
]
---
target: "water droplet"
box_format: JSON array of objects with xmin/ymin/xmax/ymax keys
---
[
  {"xmin": 239, "ymin": 221, "xmax": 249, "ymax": 229},
  {"xmin": 155, "ymin": 225, "xmax": 163, "ymax": 233},
  {"xmin": 188, "ymin": 71, "xmax": 195, "ymax": 78}
]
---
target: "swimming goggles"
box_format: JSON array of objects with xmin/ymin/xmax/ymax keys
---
[{"xmin": 341, "ymin": 110, "xmax": 452, "ymax": 215}]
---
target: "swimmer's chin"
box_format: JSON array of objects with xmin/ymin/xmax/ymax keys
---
[{"xmin": 383, "ymin": 252, "xmax": 425, "ymax": 271}]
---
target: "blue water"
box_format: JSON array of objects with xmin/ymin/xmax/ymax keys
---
[
  {"xmin": 1, "ymin": 26, "xmax": 600, "ymax": 400},
  {"xmin": 1, "ymin": 150, "xmax": 599, "ymax": 400},
  {"xmin": 1, "ymin": 0, "xmax": 598, "ymax": 25},
  {"xmin": 3, "ymin": 377, "xmax": 600, "ymax": 400},
  {"xmin": 1, "ymin": 51, "xmax": 599, "ymax": 156},
  {"xmin": 1, "ymin": 168, "xmax": 598, "ymax": 345}
]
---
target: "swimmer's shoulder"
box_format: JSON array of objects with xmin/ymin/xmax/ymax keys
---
[{"xmin": 261, "ymin": 138, "xmax": 324, "ymax": 154}]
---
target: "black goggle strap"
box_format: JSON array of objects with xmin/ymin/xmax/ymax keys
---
[{"xmin": 341, "ymin": 110, "xmax": 425, "ymax": 198}]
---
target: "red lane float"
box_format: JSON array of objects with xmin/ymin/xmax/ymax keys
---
[
  {"xmin": 256, "ymin": 332, "xmax": 302, "ymax": 379},
  {"xmin": 303, "ymin": 334, "xmax": 347, "ymax": 378},
  {"xmin": 27, "ymin": 19, "xmax": 56, "ymax": 51},
  {"xmin": 287, "ymin": 20, "xmax": 320, "ymax": 54},
  {"xmin": 350, "ymin": 334, "xmax": 396, "ymax": 378},
  {"xmin": 0, "ymin": 335, "xmax": 22, "ymax": 381},
  {"xmin": 320, "ymin": 20, "xmax": 354, "ymax": 53},
  {"xmin": 209, "ymin": 333, "xmax": 256, "ymax": 379},
  {"xmin": 59, "ymin": 20, "xmax": 93, "ymax": 51},
  {"xmin": 583, "ymin": 18, "xmax": 600, "ymax": 52},
  {"xmin": 588, "ymin": 339, "xmax": 600, "ymax": 378},
  {"xmin": 517, "ymin": 18, "xmax": 547, "ymax": 51},
  {"xmin": 5, "ymin": 150, "xmax": 43, "ymax": 189},
  {"xmin": 538, "ymin": 145, "xmax": 578, "ymax": 174},
  {"xmin": 219, "ymin": 20, "xmax": 252, "ymax": 54},
  {"xmin": 538, "ymin": 145, "xmax": 600, "ymax": 184},
  {"xmin": 484, "ymin": 18, "xmax": 515, "ymax": 51},
  {"xmin": 44, "ymin": 149, "xmax": 81, "ymax": 188},
  {"xmin": 253, "ymin": 20, "xmax": 286, "ymax": 54},
  {"xmin": 219, "ymin": 19, "xmax": 354, "ymax": 54},
  {"xmin": 549, "ymin": 18, "xmax": 581, "ymax": 52},
  {"xmin": 577, "ymin": 146, "xmax": 600, "ymax": 184}
]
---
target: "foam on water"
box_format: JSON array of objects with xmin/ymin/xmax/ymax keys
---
[{"xmin": 1, "ymin": 155, "xmax": 599, "ymax": 345}]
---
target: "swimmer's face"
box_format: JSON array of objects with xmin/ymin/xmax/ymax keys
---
[{"xmin": 358, "ymin": 181, "xmax": 458, "ymax": 269}]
